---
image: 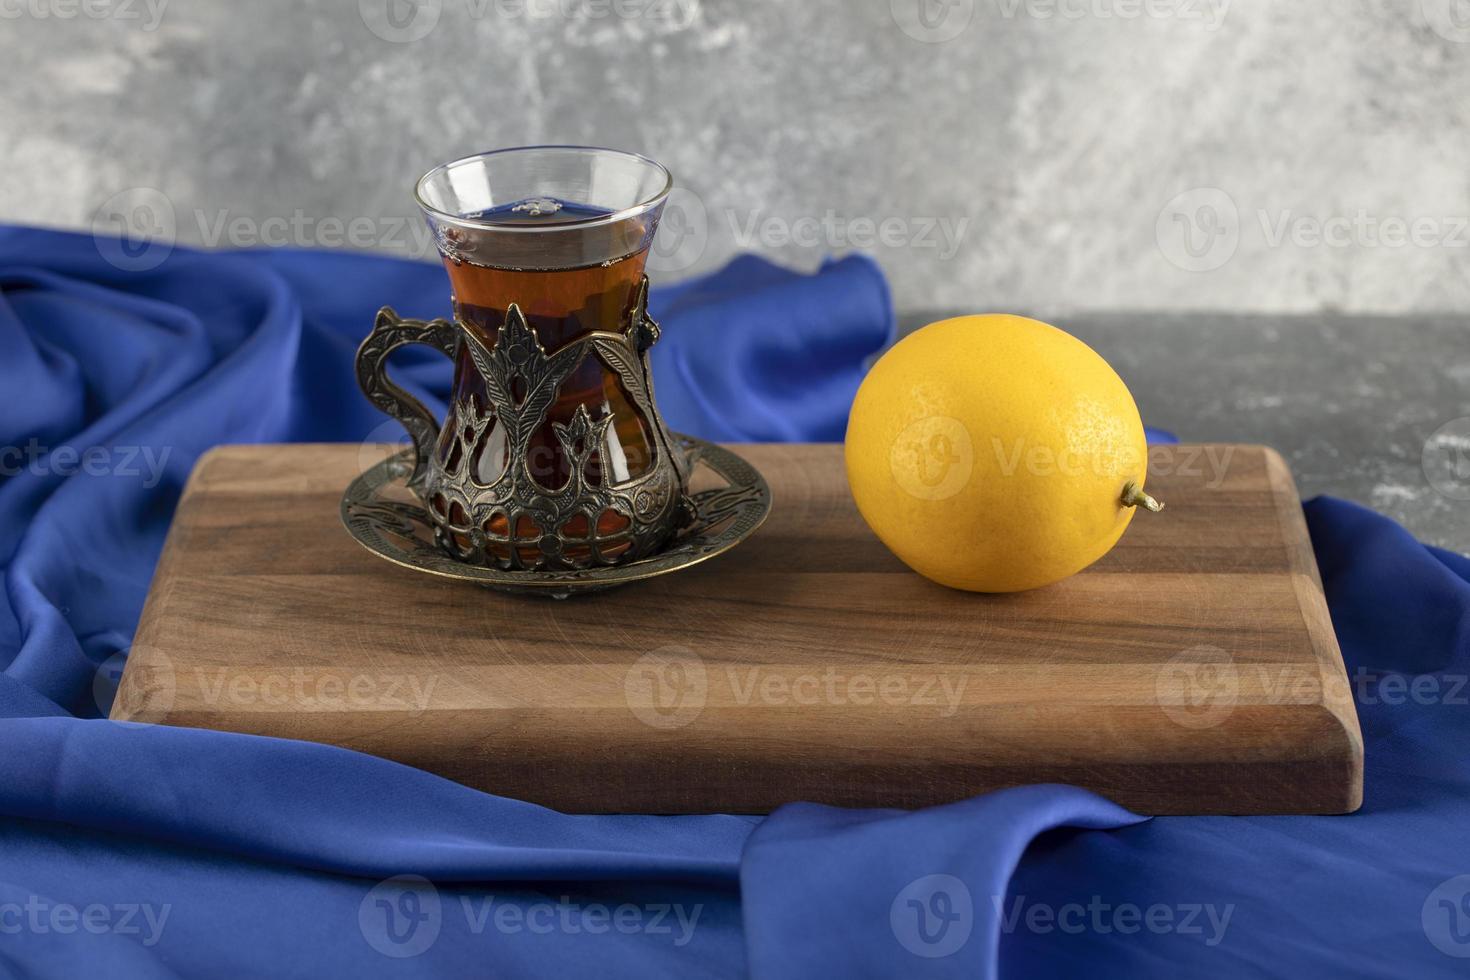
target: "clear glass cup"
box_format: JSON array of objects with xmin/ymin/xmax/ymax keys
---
[
  {"xmin": 416, "ymin": 146, "xmax": 671, "ymax": 498},
  {"xmin": 357, "ymin": 146, "xmax": 685, "ymax": 571}
]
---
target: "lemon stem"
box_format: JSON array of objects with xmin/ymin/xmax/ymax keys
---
[{"xmin": 1121, "ymin": 481, "xmax": 1164, "ymax": 513}]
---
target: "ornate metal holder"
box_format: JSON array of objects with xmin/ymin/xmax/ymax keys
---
[
  {"xmin": 341, "ymin": 436, "xmax": 771, "ymax": 598},
  {"xmin": 354, "ymin": 278, "xmax": 691, "ymax": 574}
]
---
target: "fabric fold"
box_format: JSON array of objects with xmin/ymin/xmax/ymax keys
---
[
  {"xmin": 0, "ymin": 224, "xmax": 1465, "ymax": 978},
  {"xmin": 740, "ymin": 786, "xmax": 1145, "ymax": 979},
  {"xmin": 0, "ymin": 717, "xmax": 754, "ymax": 885}
]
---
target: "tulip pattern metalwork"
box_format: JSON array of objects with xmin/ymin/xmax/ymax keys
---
[{"xmin": 354, "ymin": 278, "xmax": 688, "ymax": 573}]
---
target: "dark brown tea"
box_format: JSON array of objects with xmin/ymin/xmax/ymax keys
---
[{"xmin": 432, "ymin": 198, "xmax": 657, "ymax": 563}]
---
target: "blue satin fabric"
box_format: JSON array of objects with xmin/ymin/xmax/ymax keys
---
[{"xmin": 1, "ymin": 226, "xmax": 1467, "ymax": 978}]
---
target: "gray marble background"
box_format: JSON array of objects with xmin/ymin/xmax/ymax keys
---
[
  {"xmin": 2, "ymin": 0, "xmax": 1467, "ymax": 546},
  {"xmin": 6, "ymin": 0, "xmax": 1470, "ymax": 312}
]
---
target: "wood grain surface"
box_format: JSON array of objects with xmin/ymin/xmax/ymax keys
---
[{"xmin": 112, "ymin": 443, "xmax": 1363, "ymax": 815}]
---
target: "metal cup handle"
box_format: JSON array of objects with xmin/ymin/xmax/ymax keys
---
[{"xmin": 354, "ymin": 307, "xmax": 465, "ymax": 489}]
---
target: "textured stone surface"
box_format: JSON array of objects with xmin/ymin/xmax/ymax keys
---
[
  {"xmin": 903, "ymin": 309, "xmax": 1470, "ymax": 553},
  {"xmin": 5, "ymin": 1, "xmax": 1470, "ymax": 313},
  {"xmin": 2, "ymin": 2, "xmax": 1466, "ymax": 548}
]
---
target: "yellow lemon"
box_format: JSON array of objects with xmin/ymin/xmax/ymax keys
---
[{"xmin": 844, "ymin": 314, "xmax": 1161, "ymax": 592}]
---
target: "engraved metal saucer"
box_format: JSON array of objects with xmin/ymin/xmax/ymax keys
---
[{"xmin": 341, "ymin": 435, "xmax": 771, "ymax": 598}]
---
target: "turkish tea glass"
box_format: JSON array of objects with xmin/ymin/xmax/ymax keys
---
[{"xmin": 356, "ymin": 146, "xmax": 687, "ymax": 572}]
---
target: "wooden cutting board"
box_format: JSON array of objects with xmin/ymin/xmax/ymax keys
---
[{"xmin": 113, "ymin": 443, "xmax": 1362, "ymax": 816}]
